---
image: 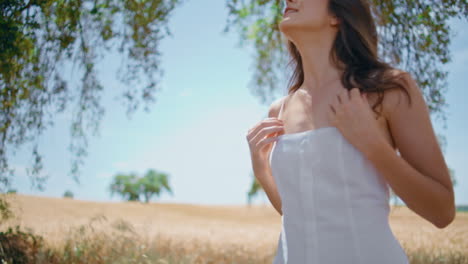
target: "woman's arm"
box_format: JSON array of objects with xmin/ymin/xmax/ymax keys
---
[
  {"xmin": 251, "ymin": 98, "xmax": 285, "ymax": 216},
  {"xmin": 254, "ymin": 163, "xmax": 283, "ymax": 216},
  {"xmin": 364, "ymin": 71, "xmax": 455, "ymax": 229}
]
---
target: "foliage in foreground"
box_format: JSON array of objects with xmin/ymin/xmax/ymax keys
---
[
  {"xmin": 0, "ymin": 216, "xmax": 262, "ymax": 264},
  {"xmin": 0, "ymin": 215, "xmax": 467, "ymax": 264}
]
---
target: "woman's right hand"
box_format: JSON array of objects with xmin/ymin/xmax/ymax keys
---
[{"xmin": 246, "ymin": 118, "xmax": 285, "ymax": 168}]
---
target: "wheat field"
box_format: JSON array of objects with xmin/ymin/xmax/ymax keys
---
[{"xmin": 1, "ymin": 194, "xmax": 467, "ymax": 263}]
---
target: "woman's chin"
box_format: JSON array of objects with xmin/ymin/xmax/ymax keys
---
[
  {"xmin": 279, "ymin": 22, "xmax": 301, "ymax": 37},
  {"xmin": 279, "ymin": 20, "xmax": 295, "ymax": 30}
]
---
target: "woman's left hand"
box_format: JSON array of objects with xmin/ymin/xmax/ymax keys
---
[{"xmin": 327, "ymin": 87, "xmax": 386, "ymax": 157}]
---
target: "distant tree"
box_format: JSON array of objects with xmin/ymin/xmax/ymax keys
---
[
  {"xmin": 63, "ymin": 190, "xmax": 74, "ymax": 199},
  {"xmin": 449, "ymin": 167, "xmax": 457, "ymax": 187},
  {"xmin": 247, "ymin": 171, "xmax": 262, "ymax": 206},
  {"xmin": 139, "ymin": 169, "xmax": 173, "ymax": 203},
  {"xmin": 6, "ymin": 189, "xmax": 16, "ymax": 194},
  {"xmin": 109, "ymin": 173, "xmax": 141, "ymax": 201},
  {"xmin": 109, "ymin": 169, "xmax": 173, "ymax": 203}
]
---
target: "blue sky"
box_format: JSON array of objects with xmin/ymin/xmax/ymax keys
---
[{"xmin": 9, "ymin": 0, "xmax": 468, "ymax": 206}]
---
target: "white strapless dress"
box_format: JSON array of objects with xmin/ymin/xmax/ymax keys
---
[{"xmin": 269, "ymin": 111, "xmax": 409, "ymax": 263}]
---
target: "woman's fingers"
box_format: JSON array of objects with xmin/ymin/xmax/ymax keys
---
[
  {"xmin": 247, "ymin": 119, "xmax": 283, "ymax": 140},
  {"xmin": 251, "ymin": 125, "xmax": 284, "ymax": 145},
  {"xmin": 256, "ymin": 135, "xmax": 281, "ymax": 150}
]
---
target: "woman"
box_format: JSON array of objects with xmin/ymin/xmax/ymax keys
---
[{"xmin": 246, "ymin": 0, "xmax": 456, "ymax": 263}]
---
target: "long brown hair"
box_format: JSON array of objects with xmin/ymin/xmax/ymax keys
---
[{"xmin": 285, "ymin": 0, "xmax": 411, "ymax": 118}]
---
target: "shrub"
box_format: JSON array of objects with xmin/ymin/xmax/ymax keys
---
[
  {"xmin": 0, "ymin": 225, "xmax": 46, "ymax": 264},
  {"xmin": 63, "ymin": 190, "xmax": 74, "ymax": 199}
]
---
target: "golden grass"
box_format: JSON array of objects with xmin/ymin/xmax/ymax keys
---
[{"xmin": 1, "ymin": 194, "xmax": 467, "ymax": 263}]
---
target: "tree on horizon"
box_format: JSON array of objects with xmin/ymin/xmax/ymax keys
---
[{"xmin": 109, "ymin": 169, "xmax": 173, "ymax": 203}]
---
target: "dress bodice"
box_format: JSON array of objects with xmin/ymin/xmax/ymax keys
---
[{"xmin": 268, "ymin": 98, "xmax": 408, "ymax": 264}]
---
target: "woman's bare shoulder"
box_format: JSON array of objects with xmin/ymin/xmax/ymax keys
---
[
  {"xmin": 380, "ymin": 68, "xmax": 415, "ymax": 118},
  {"xmin": 268, "ymin": 95, "xmax": 288, "ymax": 118}
]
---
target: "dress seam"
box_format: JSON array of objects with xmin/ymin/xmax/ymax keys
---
[
  {"xmin": 339, "ymin": 136, "xmax": 363, "ymax": 263},
  {"xmin": 299, "ymin": 140, "xmax": 307, "ymax": 263},
  {"xmin": 308, "ymin": 139, "xmax": 319, "ymax": 264}
]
